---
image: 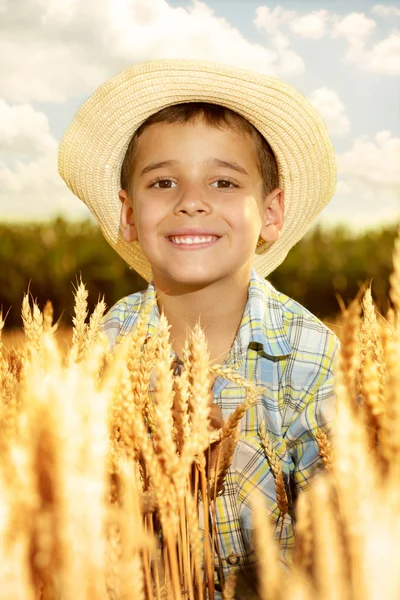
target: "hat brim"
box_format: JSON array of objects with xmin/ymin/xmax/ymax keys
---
[{"xmin": 58, "ymin": 59, "xmax": 336, "ymax": 281}]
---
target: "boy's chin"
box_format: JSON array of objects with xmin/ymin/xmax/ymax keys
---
[{"xmin": 152, "ymin": 266, "xmax": 227, "ymax": 288}]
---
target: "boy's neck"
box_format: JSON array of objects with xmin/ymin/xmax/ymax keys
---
[{"xmin": 153, "ymin": 269, "xmax": 252, "ymax": 365}]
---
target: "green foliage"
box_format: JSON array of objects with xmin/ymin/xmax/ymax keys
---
[
  {"xmin": 269, "ymin": 225, "xmax": 396, "ymax": 320},
  {"xmin": 0, "ymin": 218, "xmax": 396, "ymax": 329},
  {"xmin": 0, "ymin": 218, "xmax": 146, "ymax": 329}
]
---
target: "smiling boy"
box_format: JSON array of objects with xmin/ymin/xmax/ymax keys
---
[
  {"xmin": 118, "ymin": 115, "xmax": 284, "ymax": 366},
  {"xmin": 58, "ymin": 59, "xmax": 339, "ymax": 592}
]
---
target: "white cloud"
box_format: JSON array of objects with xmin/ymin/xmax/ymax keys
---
[
  {"xmin": 253, "ymin": 6, "xmax": 304, "ymax": 75},
  {"xmin": 332, "ymin": 12, "xmax": 377, "ymax": 44},
  {"xmin": 0, "ymin": 152, "xmax": 90, "ymax": 221},
  {"xmin": 3, "ymin": 1, "xmax": 396, "ymax": 109},
  {"xmin": 0, "ymin": 100, "xmax": 57, "ymax": 156},
  {"xmin": 0, "ymin": 155, "xmax": 59, "ymax": 194},
  {"xmin": 255, "ymin": 6, "xmax": 399, "ymax": 76},
  {"xmin": 0, "ymin": 0, "xmax": 304, "ymax": 104},
  {"xmin": 331, "ymin": 11, "xmax": 400, "ymax": 75},
  {"xmin": 39, "ymin": 0, "xmax": 77, "ymax": 24},
  {"xmin": 371, "ymin": 4, "xmax": 400, "ymax": 18},
  {"xmin": 321, "ymin": 131, "xmax": 400, "ymax": 229},
  {"xmin": 0, "ymin": 99, "xmax": 87, "ymax": 220},
  {"xmin": 253, "ymin": 6, "xmax": 296, "ymax": 35},
  {"xmin": 320, "ymin": 187, "xmax": 400, "ymax": 230},
  {"xmin": 367, "ymin": 31, "xmax": 400, "ymax": 75},
  {"xmin": 337, "ymin": 131, "xmax": 400, "ymax": 186},
  {"xmin": 289, "ymin": 10, "xmax": 329, "ymax": 40},
  {"xmin": 308, "ymin": 87, "xmax": 350, "ymax": 137},
  {"xmin": 335, "ymin": 180, "xmax": 353, "ymax": 196}
]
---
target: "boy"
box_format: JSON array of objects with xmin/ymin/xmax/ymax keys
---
[{"xmin": 58, "ymin": 59, "xmax": 339, "ymax": 590}]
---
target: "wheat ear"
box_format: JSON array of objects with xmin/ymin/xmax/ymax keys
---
[
  {"xmin": 21, "ymin": 294, "xmax": 34, "ymax": 340},
  {"xmin": 259, "ymin": 421, "xmax": 288, "ymax": 522},
  {"xmin": 315, "ymin": 428, "xmax": 333, "ymax": 471},
  {"xmin": 359, "ymin": 288, "xmax": 386, "ymax": 443},
  {"xmin": 21, "ymin": 295, "xmax": 44, "ymax": 357},
  {"xmin": 172, "ymin": 337, "xmax": 191, "ymax": 453},
  {"xmin": 70, "ymin": 279, "xmax": 89, "ymax": 362},
  {"xmin": 152, "ymin": 313, "xmax": 180, "ymax": 483},
  {"xmin": 86, "ymin": 296, "xmax": 107, "ymax": 349},
  {"xmin": 337, "ymin": 296, "xmax": 362, "ymax": 406},
  {"xmin": 42, "ymin": 300, "xmax": 58, "ymax": 335},
  {"xmin": 209, "ymin": 425, "xmax": 240, "ymax": 498},
  {"xmin": 126, "ymin": 298, "xmax": 156, "ymax": 385},
  {"xmin": 179, "ymin": 323, "xmax": 212, "ymax": 483},
  {"xmin": 137, "ymin": 336, "xmax": 157, "ymax": 428},
  {"xmin": 210, "ymin": 364, "xmax": 266, "ymax": 437},
  {"xmin": 378, "ymin": 319, "xmax": 400, "ymax": 472},
  {"xmin": 360, "ymin": 350, "xmax": 385, "ymax": 450}
]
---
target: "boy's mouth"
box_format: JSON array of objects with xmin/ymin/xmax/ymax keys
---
[{"xmin": 167, "ymin": 234, "xmax": 221, "ymax": 249}]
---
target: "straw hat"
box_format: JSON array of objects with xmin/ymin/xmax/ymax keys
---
[{"xmin": 58, "ymin": 58, "xmax": 336, "ymax": 282}]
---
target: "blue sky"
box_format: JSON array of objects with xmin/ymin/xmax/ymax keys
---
[{"xmin": 1, "ymin": 0, "xmax": 399, "ymax": 231}]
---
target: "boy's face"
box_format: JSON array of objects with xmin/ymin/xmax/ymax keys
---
[{"xmin": 119, "ymin": 118, "xmax": 284, "ymax": 288}]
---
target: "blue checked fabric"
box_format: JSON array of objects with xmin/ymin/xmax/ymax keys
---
[{"xmin": 100, "ymin": 268, "xmax": 340, "ymax": 591}]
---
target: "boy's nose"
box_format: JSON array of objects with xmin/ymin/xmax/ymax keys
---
[{"xmin": 174, "ymin": 186, "xmax": 212, "ymax": 216}]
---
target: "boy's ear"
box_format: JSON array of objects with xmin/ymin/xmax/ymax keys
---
[
  {"xmin": 119, "ymin": 190, "xmax": 138, "ymax": 243},
  {"xmin": 259, "ymin": 188, "xmax": 284, "ymax": 244}
]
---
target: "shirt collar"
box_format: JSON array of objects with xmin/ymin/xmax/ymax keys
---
[
  {"xmin": 141, "ymin": 268, "xmax": 292, "ymax": 359},
  {"xmin": 243, "ymin": 268, "xmax": 292, "ymax": 358}
]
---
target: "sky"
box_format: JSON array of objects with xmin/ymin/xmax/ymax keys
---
[{"xmin": 0, "ymin": 0, "xmax": 399, "ymax": 232}]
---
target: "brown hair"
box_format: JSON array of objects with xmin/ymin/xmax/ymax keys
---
[{"xmin": 120, "ymin": 102, "xmax": 279, "ymax": 199}]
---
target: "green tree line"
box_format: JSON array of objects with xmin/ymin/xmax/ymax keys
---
[{"xmin": 0, "ymin": 218, "xmax": 396, "ymax": 329}]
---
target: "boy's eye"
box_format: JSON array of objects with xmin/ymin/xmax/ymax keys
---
[
  {"xmin": 212, "ymin": 179, "xmax": 238, "ymax": 189},
  {"xmin": 149, "ymin": 177, "xmax": 238, "ymax": 189},
  {"xmin": 150, "ymin": 178, "xmax": 175, "ymax": 189}
]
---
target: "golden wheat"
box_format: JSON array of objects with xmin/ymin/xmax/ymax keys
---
[{"xmin": 1, "ymin": 227, "xmax": 400, "ymax": 599}]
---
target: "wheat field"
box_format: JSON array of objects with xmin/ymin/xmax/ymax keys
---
[{"xmin": 1, "ymin": 228, "xmax": 400, "ymax": 600}]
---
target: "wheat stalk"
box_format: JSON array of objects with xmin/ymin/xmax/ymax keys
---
[
  {"xmin": 222, "ymin": 572, "xmax": 236, "ymax": 600},
  {"xmin": 250, "ymin": 490, "xmax": 282, "ymax": 600}
]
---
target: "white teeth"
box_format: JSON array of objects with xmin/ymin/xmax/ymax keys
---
[{"xmin": 170, "ymin": 235, "xmax": 216, "ymax": 245}]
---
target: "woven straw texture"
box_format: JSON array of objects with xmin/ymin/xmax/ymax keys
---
[{"xmin": 58, "ymin": 58, "xmax": 336, "ymax": 282}]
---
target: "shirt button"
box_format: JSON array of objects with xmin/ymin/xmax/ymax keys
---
[{"xmin": 227, "ymin": 553, "xmax": 240, "ymax": 566}]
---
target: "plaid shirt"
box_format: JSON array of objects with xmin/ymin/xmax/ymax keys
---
[{"xmin": 101, "ymin": 268, "xmax": 339, "ymax": 592}]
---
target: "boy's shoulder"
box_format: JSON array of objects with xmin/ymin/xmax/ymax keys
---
[
  {"xmin": 262, "ymin": 275, "xmax": 340, "ymax": 361},
  {"xmin": 100, "ymin": 288, "xmax": 148, "ymax": 349}
]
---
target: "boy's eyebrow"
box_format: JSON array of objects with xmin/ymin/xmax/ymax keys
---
[{"xmin": 140, "ymin": 158, "xmax": 249, "ymax": 177}]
